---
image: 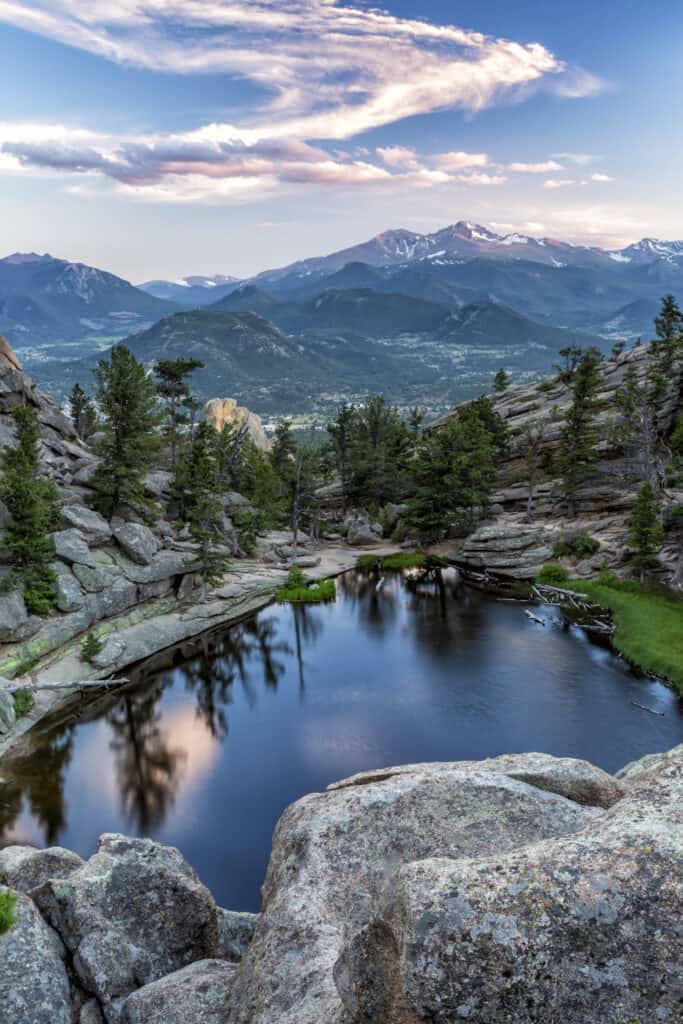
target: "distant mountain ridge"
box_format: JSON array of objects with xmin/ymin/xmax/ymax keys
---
[
  {"xmin": 0, "ymin": 252, "xmax": 177, "ymax": 345},
  {"xmin": 139, "ymin": 273, "xmax": 240, "ymax": 306}
]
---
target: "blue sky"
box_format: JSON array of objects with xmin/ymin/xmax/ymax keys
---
[{"xmin": 0, "ymin": 1, "xmax": 680, "ymax": 281}]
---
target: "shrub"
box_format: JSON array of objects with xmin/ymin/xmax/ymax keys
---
[
  {"xmin": 0, "ymin": 890, "xmax": 17, "ymax": 935},
  {"xmin": 12, "ymin": 689, "xmax": 34, "ymax": 719},
  {"xmin": 81, "ymin": 632, "xmax": 103, "ymax": 664},
  {"xmin": 276, "ymin": 575, "xmax": 336, "ymax": 604},
  {"xmin": 553, "ymin": 530, "xmax": 600, "ymax": 559},
  {"xmin": 537, "ymin": 563, "xmax": 570, "ymax": 585}
]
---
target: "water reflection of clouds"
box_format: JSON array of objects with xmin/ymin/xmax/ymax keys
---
[{"xmin": 298, "ymin": 714, "xmax": 384, "ymax": 777}]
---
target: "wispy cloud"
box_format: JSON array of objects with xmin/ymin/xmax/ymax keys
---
[
  {"xmin": 0, "ymin": 1, "xmax": 607, "ymax": 202},
  {"xmin": 508, "ymin": 160, "xmax": 563, "ymax": 173}
]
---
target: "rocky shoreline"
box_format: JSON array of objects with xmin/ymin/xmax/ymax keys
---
[{"xmin": 1, "ymin": 744, "xmax": 681, "ymax": 1023}]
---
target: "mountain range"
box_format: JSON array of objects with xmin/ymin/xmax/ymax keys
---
[
  {"xmin": 6, "ymin": 218, "xmax": 683, "ymax": 417},
  {"xmin": 0, "ymin": 252, "xmax": 175, "ymax": 346}
]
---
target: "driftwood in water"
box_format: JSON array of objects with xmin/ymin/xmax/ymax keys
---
[
  {"xmin": 631, "ymin": 701, "xmax": 665, "ymax": 716},
  {"xmin": 525, "ymin": 609, "xmax": 545, "ymax": 625},
  {"xmin": 6, "ymin": 678, "xmax": 129, "ymax": 694}
]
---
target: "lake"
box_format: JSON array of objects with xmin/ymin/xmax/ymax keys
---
[{"xmin": 2, "ymin": 567, "xmax": 682, "ymax": 911}]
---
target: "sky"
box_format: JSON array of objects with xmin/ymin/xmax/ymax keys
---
[{"xmin": 0, "ymin": 0, "xmax": 680, "ymax": 282}]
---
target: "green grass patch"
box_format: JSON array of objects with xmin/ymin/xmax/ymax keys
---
[
  {"xmin": 276, "ymin": 567, "xmax": 336, "ymax": 604},
  {"xmin": 276, "ymin": 579, "xmax": 336, "ymax": 604},
  {"xmin": 357, "ymin": 552, "xmax": 427, "ymax": 571},
  {"xmin": 572, "ymin": 577, "xmax": 683, "ymax": 694},
  {"xmin": 0, "ymin": 890, "xmax": 17, "ymax": 935},
  {"xmin": 12, "ymin": 689, "xmax": 35, "ymax": 719}
]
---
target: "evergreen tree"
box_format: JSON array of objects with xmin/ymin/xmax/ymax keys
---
[
  {"xmin": 612, "ymin": 362, "xmax": 662, "ymax": 488},
  {"xmin": 185, "ymin": 422, "xmax": 229, "ymax": 599},
  {"xmin": 288, "ymin": 444, "xmax": 323, "ymax": 559},
  {"xmin": 90, "ymin": 345, "xmax": 162, "ymax": 519},
  {"xmin": 521, "ymin": 418, "xmax": 548, "ymax": 522},
  {"xmin": 0, "ymin": 404, "xmax": 61, "ymax": 614},
  {"xmin": 652, "ymin": 294, "xmax": 683, "ymax": 375},
  {"xmin": 347, "ymin": 396, "xmax": 411, "ymax": 509},
  {"xmin": 154, "ymin": 358, "xmax": 204, "ymax": 467},
  {"xmin": 493, "ymin": 368, "xmax": 511, "ymax": 393},
  {"xmin": 406, "ymin": 403, "xmax": 503, "ymax": 541},
  {"xmin": 557, "ymin": 347, "xmax": 603, "ymax": 515},
  {"xmin": 554, "ymin": 345, "xmax": 584, "ymax": 384},
  {"xmin": 325, "ymin": 403, "xmax": 357, "ymax": 507},
  {"xmin": 269, "ymin": 421, "xmax": 297, "ymax": 499},
  {"xmin": 68, "ymin": 383, "xmax": 97, "ymax": 440},
  {"xmin": 627, "ymin": 481, "xmax": 664, "ymax": 582}
]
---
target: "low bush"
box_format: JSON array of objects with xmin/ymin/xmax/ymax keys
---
[
  {"xmin": 12, "ymin": 689, "xmax": 34, "ymax": 719},
  {"xmin": 553, "ymin": 530, "xmax": 600, "ymax": 559},
  {"xmin": 276, "ymin": 567, "xmax": 336, "ymax": 604},
  {"xmin": 0, "ymin": 890, "xmax": 17, "ymax": 935},
  {"xmin": 81, "ymin": 631, "xmax": 103, "ymax": 664},
  {"xmin": 537, "ymin": 563, "xmax": 570, "ymax": 585}
]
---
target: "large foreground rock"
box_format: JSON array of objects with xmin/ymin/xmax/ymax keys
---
[
  {"xmin": 336, "ymin": 745, "xmax": 683, "ymax": 1023},
  {"xmin": 0, "ymin": 890, "xmax": 72, "ymax": 1024},
  {"xmin": 32, "ymin": 834, "xmax": 218, "ymax": 1018},
  {"xmin": 227, "ymin": 753, "xmax": 615, "ymax": 1024}
]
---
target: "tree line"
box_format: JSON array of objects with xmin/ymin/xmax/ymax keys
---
[{"xmin": 2, "ymin": 291, "xmax": 682, "ymax": 617}]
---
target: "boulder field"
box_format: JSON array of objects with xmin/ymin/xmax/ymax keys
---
[{"xmin": 1, "ymin": 745, "xmax": 681, "ymax": 1023}]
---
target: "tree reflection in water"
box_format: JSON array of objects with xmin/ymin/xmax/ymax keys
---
[
  {"xmin": 337, "ymin": 569, "xmax": 399, "ymax": 636},
  {"xmin": 107, "ymin": 679, "xmax": 186, "ymax": 832},
  {"xmin": 0, "ymin": 729, "xmax": 74, "ymax": 846}
]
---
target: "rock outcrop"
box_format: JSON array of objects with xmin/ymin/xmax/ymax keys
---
[
  {"xmin": 229, "ymin": 747, "xmax": 681, "ymax": 1024},
  {"xmin": 433, "ymin": 345, "xmax": 682, "ymax": 578},
  {"xmin": 0, "ymin": 747, "xmax": 680, "ymax": 1022},
  {"xmin": 204, "ymin": 398, "xmax": 271, "ymax": 451}
]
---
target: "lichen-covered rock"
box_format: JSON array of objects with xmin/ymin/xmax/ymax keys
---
[
  {"xmin": 0, "ymin": 588, "xmax": 28, "ymax": 641},
  {"xmin": 73, "ymin": 562, "xmax": 122, "ymax": 593},
  {"xmin": 61, "ymin": 505, "xmax": 112, "ymax": 546},
  {"xmin": 0, "ymin": 845, "xmax": 83, "ymax": 892},
  {"xmin": 216, "ymin": 909, "xmax": 259, "ymax": 964},
  {"xmin": 112, "ymin": 523, "xmax": 160, "ymax": 566},
  {"xmin": 52, "ymin": 528, "xmax": 98, "ymax": 567},
  {"xmin": 346, "ymin": 517, "xmax": 383, "ymax": 547},
  {"xmin": 89, "ymin": 635, "xmax": 127, "ymax": 670},
  {"xmin": 122, "ymin": 959, "xmax": 237, "ymax": 1024},
  {"xmin": 228, "ymin": 754, "xmax": 607, "ymax": 1024},
  {"xmin": 31, "ymin": 834, "xmax": 218, "ymax": 1012},
  {"xmin": 54, "ymin": 564, "xmax": 86, "ymax": 612},
  {"xmin": 0, "ymin": 688, "xmax": 16, "ymax": 733},
  {"xmin": 0, "ymin": 889, "xmax": 72, "ymax": 1024},
  {"xmin": 336, "ymin": 746, "xmax": 683, "ymax": 1024}
]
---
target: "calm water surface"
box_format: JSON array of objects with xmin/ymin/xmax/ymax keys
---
[{"xmin": 2, "ymin": 569, "xmax": 682, "ymax": 910}]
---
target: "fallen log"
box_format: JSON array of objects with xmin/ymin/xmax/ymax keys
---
[{"xmin": 525, "ymin": 609, "xmax": 545, "ymax": 625}]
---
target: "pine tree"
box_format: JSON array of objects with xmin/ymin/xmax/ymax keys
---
[
  {"xmin": 90, "ymin": 345, "xmax": 162, "ymax": 519},
  {"xmin": 652, "ymin": 294, "xmax": 683, "ymax": 375},
  {"xmin": 406, "ymin": 403, "xmax": 503, "ymax": 541},
  {"xmin": 493, "ymin": 368, "xmax": 510, "ymax": 393},
  {"xmin": 185, "ymin": 422, "xmax": 230, "ymax": 599},
  {"xmin": 325, "ymin": 403, "xmax": 357, "ymax": 508},
  {"xmin": 269, "ymin": 420, "xmax": 297, "ymax": 500},
  {"xmin": 521, "ymin": 418, "xmax": 548, "ymax": 522},
  {"xmin": 68, "ymin": 383, "xmax": 97, "ymax": 440},
  {"xmin": 627, "ymin": 481, "xmax": 664, "ymax": 582},
  {"xmin": 557, "ymin": 347, "xmax": 603, "ymax": 515},
  {"xmin": 154, "ymin": 358, "xmax": 204, "ymax": 467},
  {"xmin": 612, "ymin": 362, "xmax": 662, "ymax": 488},
  {"xmin": 0, "ymin": 404, "xmax": 61, "ymax": 614}
]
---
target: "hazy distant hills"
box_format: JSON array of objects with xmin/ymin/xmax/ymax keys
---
[
  {"xmin": 212, "ymin": 284, "xmax": 597, "ymax": 349},
  {"xmin": 138, "ymin": 274, "xmax": 240, "ymax": 306},
  {"xmin": 0, "ymin": 252, "xmax": 177, "ymax": 345}
]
